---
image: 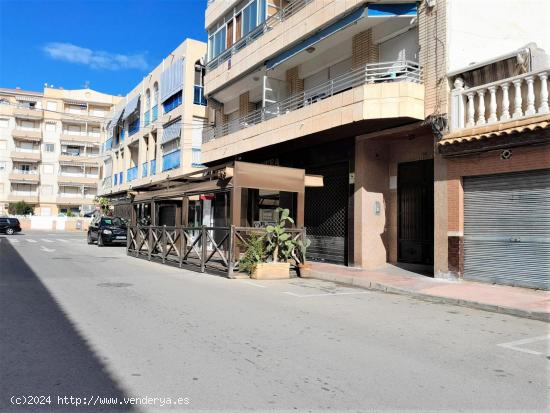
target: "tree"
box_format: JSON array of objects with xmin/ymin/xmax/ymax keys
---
[{"xmin": 8, "ymin": 201, "xmax": 33, "ymax": 215}]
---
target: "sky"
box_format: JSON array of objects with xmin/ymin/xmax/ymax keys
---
[{"xmin": 0, "ymin": 0, "xmax": 208, "ymax": 96}]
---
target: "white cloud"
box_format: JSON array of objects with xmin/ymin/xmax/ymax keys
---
[{"xmin": 43, "ymin": 42, "xmax": 148, "ymax": 71}]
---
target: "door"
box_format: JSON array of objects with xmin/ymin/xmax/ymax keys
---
[
  {"xmin": 463, "ymin": 169, "xmax": 550, "ymax": 290},
  {"xmin": 305, "ymin": 163, "xmax": 349, "ymax": 265},
  {"xmin": 397, "ymin": 160, "xmax": 434, "ymax": 265}
]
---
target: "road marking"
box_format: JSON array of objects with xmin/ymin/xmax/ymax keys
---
[
  {"xmin": 7, "ymin": 238, "xmax": 19, "ymax": 243},
  {"xmin": 282, "ymin": 291, "xmax": 370, "ymax": 298},
  {"xmin": 41, "ymin": 239, "xmax": 54, "ymax": 243},
  {"xmin": 497, "ymin": 334, "xmax": 550, "ymax": 356},
  {"xmin": 26, "ymin": 239, "xmax": 37, "ymax": 243},
  {"xmin": 243, "ymin": 281, "xmax": 267, "ymax": 288},
  {"xmin": 55, "ymin": 239, "xmax": 69, "ymax": 243},
  {"xmin": 40, "ymin": 246, "xmax": 56, "ymax": 253}
]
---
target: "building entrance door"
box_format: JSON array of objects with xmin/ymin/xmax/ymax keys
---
[{"xmin": 397, "ymin": 159, "xmax": 434, "ymax": 265}]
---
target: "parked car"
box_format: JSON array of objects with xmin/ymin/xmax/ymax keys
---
[
  {"xmin": 0, "ymin": 217, "xmax": 22, "ymax": 235},
  {"xmin": 87, "ymin": 216, "xmax": 127, "ymax": 246}
]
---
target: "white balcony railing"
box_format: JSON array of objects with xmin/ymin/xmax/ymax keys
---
[
  {"xmin": 450, "ymin": 68, "xmax": 549, "ymax": 131},
  {"xmin": 12, "ymin": 169, "xmax": 38, "ymax": 175},
  {"xmin": 204, "ymin": 60, "xmax": 422, "ymax": 142}
]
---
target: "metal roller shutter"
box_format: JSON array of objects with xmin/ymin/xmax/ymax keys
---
[{"xmin": 463, "ymin": 169, "xmax": 550, "ymax": 290}]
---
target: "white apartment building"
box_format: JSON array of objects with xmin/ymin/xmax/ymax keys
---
[{"xmin": 0, "ymin": 87, "xmax": 121, "ymax": 216}]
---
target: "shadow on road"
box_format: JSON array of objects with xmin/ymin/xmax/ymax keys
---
[{"xmin": 0, "ymin": 237, "xmax": 134, "ymax": 412}]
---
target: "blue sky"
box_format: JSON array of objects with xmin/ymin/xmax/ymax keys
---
[{"xmin": 0, "ymin": 0, "xmax": 207, "ymax": 96}]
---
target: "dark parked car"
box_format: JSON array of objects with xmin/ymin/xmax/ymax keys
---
[
  {"xmin": 87, "ymin": 216, "xmax": 127, "ymax": 246},
  {"xmin": 0, "ymin": 217, "xmax": 22, "ymax": 235}
]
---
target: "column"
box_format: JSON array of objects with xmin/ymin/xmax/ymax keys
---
[
  {"xmin": 500, "ymin": 82, "xmax": 511, "ymax": 121},
  {"xmin": 538, "ymin": 72, "xmax": 549, "ymax": 114},
  {"xmin": 466, "ymin": 92, "xmax": 475, "ymax": 128},
  {"xmin": 476, "ymin": 90, "xmax": 486, "ymax": 125},
  {"xmin": 525, "ymin": 76, "xmax": 536, "ymax": 116},
  {"xmin": 487, "ymin": 86, "xmax": 498, "ymax": 123},
  {"xmin": 512, "ymin": 79, "xmax": 523, "ymax": 118}
]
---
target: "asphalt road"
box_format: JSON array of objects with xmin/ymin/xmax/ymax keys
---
[{"xmin": 1, "ymin": 231, "xmax": 548, "ymax": 412}]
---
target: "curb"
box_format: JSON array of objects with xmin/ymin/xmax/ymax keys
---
[{"xmin": 306, "ymin": 272, "xmax": 550, "ymax": 323}]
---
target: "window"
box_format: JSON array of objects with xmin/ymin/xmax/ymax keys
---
[
  {"xmin": 208, "ymin": 26, "xmax": 227, "ymax": 60},
  {"xmin": 242, "ymin": 0, "xmax": 258, "ymax": 36},
  {"xmin": 45, "ymin": 122, "xmax": 56, "ymax": 132},
  {"xmin": 21, "ymin": 120, "xmax": 35, "ymax": 131},
  {"xmin": 46, "ymin": 101, "xmax": 57, "ymax": 111},
  {"xmin": 20, "ymin": 164, "xmax": 30, "ymax": 172},
  {"xmin": 44, "ymin": 143, "xmax": 55, "ymax": 152},
  {"xmin": 0, "ymin": 118, "xmax": 8, "ymax": 128},
  {"xmin": 162, "ymin": 91, "xmax": 182, "ymax": 113}
]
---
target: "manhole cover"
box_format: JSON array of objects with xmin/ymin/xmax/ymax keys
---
[{"xmin": 97, "ymin": 282, "xmax": 132, "ymax": 288}]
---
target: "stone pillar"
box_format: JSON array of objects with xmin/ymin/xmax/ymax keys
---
[
  {"xmin": 239, "ymin": 92, "xmax": 255, "ymax": 117},
  {"xmin": 353, "ymin": 138, "xmax": 389, "ymax": 268},
  {"xmin": 433, "ymin": 149, "xmax": 449, "ymax": 278},
  {"xmin": 286, "ymin": 66, "xmax": 304, "ymax": 95}
]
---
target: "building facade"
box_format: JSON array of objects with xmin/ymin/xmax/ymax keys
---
[
  {"xmin": 200, "ymin": 0, "xmax": 549, "ymax": 289},
  {"xmin": 0, "ymin": 86, "xmax": 121, "ymax": 216},
  {"xmin": 98, "ymin": 39, "xmax": 208, "ymax": 202}
]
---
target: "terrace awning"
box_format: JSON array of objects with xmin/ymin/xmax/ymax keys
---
[{"xmin": 122, "ymin": 94, "xmax": 140, "ymax": 120}]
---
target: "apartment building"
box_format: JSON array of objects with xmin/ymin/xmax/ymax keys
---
[
  {"xmin": 200, "ymin": 0, "xmax": 549, "ymax": 289},
  {"xmin": 98, "ymin": 39, "xmax": 208, "ymax": 203},
  {"xmin": 0, "ymin": 86, "xmax": 121, "ymax": 216}
]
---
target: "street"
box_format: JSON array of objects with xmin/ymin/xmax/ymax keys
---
[{"xmin": 1, "ymin": 231, "xmax": 548, "ymax": 412}]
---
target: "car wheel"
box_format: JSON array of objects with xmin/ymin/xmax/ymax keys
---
[
  {"xmin": 87, "ymin": 232, "xmax": 94, "ymax": 244},
  {"xmin": 98, "ymin": 235, "xmax": 104, "ymax": 247},
  {"xmin": 6, "ymin": 228, "xmax": 14, "ymax": 235}
]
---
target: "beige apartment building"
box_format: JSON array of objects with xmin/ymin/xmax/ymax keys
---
[
  {"xmin": 0, "ymin": 86, "xmax": 121, "ymax": 216},
  {"xmin": 198, "ymin": 0, "xmax": 549, "ymax": 289},
  {"xmin": 98, "ymin": 39, "xmax": 208, "ymax": 207}
]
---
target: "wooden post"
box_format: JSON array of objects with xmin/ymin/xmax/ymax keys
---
[
  {"xmin": 179, "ymin": 227, "xmax": 184, "ymax": 268},
  {"xmin": 227, "ymin": 225, "xmax": 235, "ymax": 278},
  {"xmin": 296, "ymin": 190, "xmax": 305, "ymax": 228},
  {"xmin": 162, "ymin": 225, "xmax": 166, "ymax": 264},
  {"xmin": 148, "ymin": 226, "xmax": 152, "ymax": 261},
  {"xmin": 200, "ymin": 225, "xmax": 207, "ymax": 273}
]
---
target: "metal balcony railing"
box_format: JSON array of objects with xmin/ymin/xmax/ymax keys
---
[
  {"xmin": 127, "ymin": 166, "xmax": 138, "ymax": 182},
  {"xmin": 204, "ymin": 60, "xmax": 422, "ymax": 142},
  {"xmin": 194, "ymin": 86, "xmax": 207, "ymax": 106},
  {"xmin": 142, "ymin": 162, "xmax": 149, "ymax": 178},
  {"xmin": 152, "ymin": 105, "xmax": 158, "ymax": 122},
  {"xmin": 206, "ymin": 0, "xmax": 313, "ymax": 72},
  {"xmin": 150, "ymin": 159, "xmax": 157, "ymax": 176}
]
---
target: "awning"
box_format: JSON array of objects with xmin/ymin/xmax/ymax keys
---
[
  {"xmin": 266, "ymin": 6, "xmax": 368, "ymax": 70},
  {"xmin": 64, "ymin": 100, "xmax": 88, "ymax": 107},
  {"xmin": 110, "ymin": 109, "xmax": 124, "ymax": 128},
  {"xmin": 161, "ymin": 121, "xmax": 181, "ymax": 144},
  {"xmin": 367, "ymin": 3, "xmax": 417, "ymax": 17},
  {"xmin": 160, "ymin": 58, "xmax": 185, "ymax": 103},
  {"xmin": 122, "ymin": 94, "xmax": 140, "ymax": 120},
  {"xmin": 133, "ymin": 179, "xmax": 225, "ymax": 202},
  {"xmin": 15, "ymin": 95, "xmax": 39, "ymax": 102}
]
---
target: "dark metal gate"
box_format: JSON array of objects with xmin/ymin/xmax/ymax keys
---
[
  {"xmin": 305, "ymin": 163, "xmax": 349, "ymax": 265},
  {"xmin": 397, "ymin": 160, "xmax": 434, "ymax": 265}
]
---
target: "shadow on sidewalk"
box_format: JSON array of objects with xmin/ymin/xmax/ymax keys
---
[{"xmin": 0, "ymin": 237, "xmax": 134, "ymax": 412}]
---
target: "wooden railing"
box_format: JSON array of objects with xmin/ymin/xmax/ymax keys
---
[{"xmin": 127, "ymin": 225, "xmax": 307, "ymax": 278}]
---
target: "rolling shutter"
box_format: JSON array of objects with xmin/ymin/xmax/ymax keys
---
[{"xmin": 463, "ymin": 169, "xmax": 550, "ymax": 290}]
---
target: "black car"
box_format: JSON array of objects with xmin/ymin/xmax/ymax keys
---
[
  {"xmin": 0, "ymin": 217, "xmax": 22, "ymax": 235},
  {"xmin": 87, "ymin": 216, "xmax": 127, "ymax": 246}
]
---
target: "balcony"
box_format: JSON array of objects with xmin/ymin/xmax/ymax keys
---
[
  {"xmin": 103, "ymin": 138, "xmax": 113, "ymax": 153},
  {"xmin": 8, "ymin": 192, "xmax": 39, "ymax": 203},
  {"xmin": 12, "ymin": 129, "xmax": 42, "ymax": 142},
  {"xmin": 60, "ymin": 133, "xmax": 101, "ymax": 144},
  {"xmin": 128, "ymin": 119, "xmax": 140, "ymax": 137},
  {"xmin": 144, "ymin": 110, "xmax": 150, "ymax": 126},
  {"xmin": 162, "ymin": 150, "xmax": 180, "ymax": 172},
  {"xmin": 202, "ymin": 61, "xmax": 424, "ymax": 163},
  {"xmin": 9, "ymin": 170, "xmax": 40, "ymax": 183},
  {"xmin": 150, "ymin": 159, "xmax": 157, "ymax": 176},
  {"xmin": 102, "ymin": 176, "xmax": 112, "ymax": 191},
  {"xmin": 10, "ymin": 150, "xmax": 41, "ymax": 162},
  {"xmin": 13, "ymin": 107, "xmax": 43, "ymax": 119},
  {"xmin": 152, "ymin": 105, "xmax": 158, "ymax": 122},
  {"xmin": 56, "ymin": 194, "xmax": 96, "ymax": 205},
  {"xmin": 142, "ymin": 162, "xmax": 149, "ymax": 178},
  {"xmin": 58, "ymin": 174, "xmax": 99, "ymax": 185},
  {"xmin": 191, "ymin": 148, "xmax": 202, "ymax": 167},
  {"xmin": 206, "ymin": 0, "xmax": 311, "ymax": 73},
  {"xmin": 448, "ymin": 68, "xmax": 550, "ymax": 132},
  {"xmin": 58, "ymin": 153, "xmax": 100, "ymax": 164},
  {"xmin": 127, "ymin": 166, "xmax": 138, "ymax": 182}
]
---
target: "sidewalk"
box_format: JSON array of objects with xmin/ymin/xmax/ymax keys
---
[{"xmin": 305, "ymin": 262, "xmax": 550, "ymax": 322}]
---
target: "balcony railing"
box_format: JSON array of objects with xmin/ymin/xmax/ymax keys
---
[
  {"xmin": 104, "ymin": 137, "xmax": 113, "ymax": 152},
  {"xmin": 150, "ymin": 159, "xmax": 157, "ymax": 176},
  {"xmin": 142, "ymin": 162, "xmax": 148, "ymax": 178},
  {"xmin": 144, "ymin": 110, "xmax": 150, "ymax": 126},
  {"xmin": 103, "ymin": 176, "xmax": 112, "ymax": 190},
  {"xmin": 152, "ymin": 105, "xmax": 158, "ymax": 122},
  {"xmin": 450, "ymin": 68, "xmax": 550, "ymax": 131},
  {"xmin": 127, "ymin": 166, "xmax": 138, "ymax": 182},
  {"xmin": 12, "ymin": 169, "xmax": 38, "ymax": 175},
  {"xmin": 206, "ymin": 0, "xmax": 313, "ymax": 72},
  {"xmin": 193, "ymin": 86, "xmax": 207, "ymax": 106},
  {"xmin": 191, "ymin": 148, "xmax": 202, "ymax": 167},
  {"xmin": 204, "ymin": 60, "xmax": 422, "ymax": 142},
  {"xmin": 162, "ymin": 150, "xmax": 180, "ymax": 172}
]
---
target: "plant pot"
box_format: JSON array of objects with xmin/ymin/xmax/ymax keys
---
[
  {"xmin": 251, "ymin": 262, "xmax": 290, "ymax": 280},
  {"xmin": 297, "ymin": 262, "xmax": 312, "ymax": 278}
]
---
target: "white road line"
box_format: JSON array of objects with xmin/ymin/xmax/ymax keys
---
[
  {"xmin": 41, "ymin": 239, "xmax": 54, "ymax": 243},
  {"xmin": 497, "ymin": 334, "xmax": 550, "ymax": 356},
  {"xmin": 55, "ymin": 239, "xmax": 69, "ymax": 243},
  {"xmin": 243, "ymin": 281, "xmax": 267, "ymax": 288},
  {"xmin": 282, "ymin": 291, "xmax": 370, "ymax": 298},
  {"xmin": 26, "ymin": 239, "xmax": 37, "ymax": 243},
  {"xmin": 7, "ymin": 238, "xmax": 19, "ymax": 243},
  {"xmin": 40, "ymin": 246, "xmax": 55, "ymax": 253}
]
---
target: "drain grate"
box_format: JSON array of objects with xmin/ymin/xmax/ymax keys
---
[{"xmin": 97, "ymin": 282, "xmax": 132, "ymax": 288}]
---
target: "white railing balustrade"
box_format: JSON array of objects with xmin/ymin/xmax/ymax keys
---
[
  {"xmin": 204, "ymin": 61, "xmax": 422, "ymax": 142},
  {"xmin": 450, "ymin": 68, "xmax": 549, "ymax": 131}
]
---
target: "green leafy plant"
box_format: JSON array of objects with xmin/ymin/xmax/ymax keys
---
[
  {"xmin": 293, "ymin": 237, "xmax": 311, "ymax": 265},
  {"xmin": 8, "ymin": 201, "xmax": 33, "ymax": 215},
  {"xmin": 266, "ymin": 208, "xmax": 296, "ymax": 263},
  {"xmin": 95, "ymin": 196, "xmax": 111, "ymax": 216},
  {"xmin": 239, "ymin": 233, "xmax": 267, "ymax": 275}
]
